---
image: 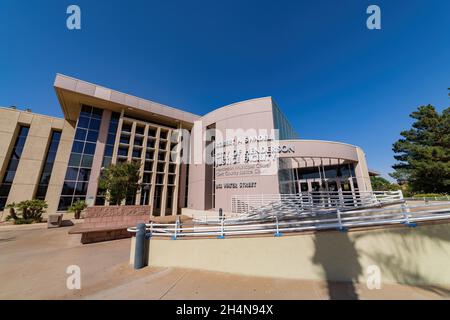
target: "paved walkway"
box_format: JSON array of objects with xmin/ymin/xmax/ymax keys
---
[{"xmin": 0, "ymin": 224, "xmax": 449, "ymax": 300}]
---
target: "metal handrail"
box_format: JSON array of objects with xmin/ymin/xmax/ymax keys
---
[
  {"xmin": 127, "ymin": 201, "xmax": 450, "ymax": 238},
  {"xmin": 230, "ymin": 191, "xmax": 403, "ymax": 214}
]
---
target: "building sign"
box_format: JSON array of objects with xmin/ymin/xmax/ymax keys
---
[
  {"xmin": 214, "ymin": 135, "xmax": 295, "ymax": 178},
  {"xmin": 215, "ymin": 182, "xmax": 257, "ymax": 189},
  {"xmin": 215, "ymin": 145, "xmax": 294, "ymax": 166}
]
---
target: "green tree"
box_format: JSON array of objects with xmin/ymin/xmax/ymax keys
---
[
  {"xmin": 391, "ymin": 105, "xmax": 450, "ymax": 193},
  {"xmin": 98, "ymin": 162, "xmax": 141, "ymax": 205},
  {"xmin": 370, "ymin": 176, "xmax": 401, "ymax": 191}
]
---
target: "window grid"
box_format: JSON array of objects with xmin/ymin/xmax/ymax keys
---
[
  {"xmin": 0, "ymin": 126, "xmax": 30, "ymax": 210},
  {"xmin": 58, "ymin": 105, "xmax": 103, "ymax": 210}
]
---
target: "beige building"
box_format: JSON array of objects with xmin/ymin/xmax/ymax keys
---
[{"xmin": 0, "ymin": 74, "xmax": 373, "ymax": 217}]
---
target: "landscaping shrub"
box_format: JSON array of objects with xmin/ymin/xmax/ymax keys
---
[
  {"xmin": 68, "ymin": 200, "xmax": 87, "ymax": 219},
  {"xmin": 413, "ymin": 193, "xmax": 449, "ymax": 199},
  {"xmin": 6, "ymin": 199, "xmax": 48, "ymax": 224}
]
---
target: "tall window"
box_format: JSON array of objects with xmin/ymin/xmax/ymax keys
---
[
  {"xmin": 58, "ymin": 105, "xmax": 103, "ymax": 210},
  {"xmin": 0, "ymin": 126, "xmax": 29, "ymax": 210},
  {"xmin": 35, "ymin": 131, "xmax": 61, "ymax": 200}
]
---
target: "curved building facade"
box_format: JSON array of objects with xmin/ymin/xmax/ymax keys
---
[{"xmin": 0, "ymin": 74, "xmax": 372, "ymax": 217}]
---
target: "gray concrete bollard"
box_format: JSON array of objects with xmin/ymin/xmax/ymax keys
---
[{"xmin": 134, "ymin": 223, "xmax": 146, "ymax": 269}]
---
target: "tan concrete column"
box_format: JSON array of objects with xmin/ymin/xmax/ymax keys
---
[
  {"xmin": 355, "ymin": 147, "xmax": 372, "ymax": 192},
  {"xmin": 7, "ymin": 115, "xmax": 53, "ymax": 203},
  {"xmin": 149, "ymin": 127, "xmax": 161, "ymax": 214},
  {"xmin": 45, "ymin": 119, "xmax": 77, "ymax": 213},
  {"xmin": 86, "ymin": 109, "xmax": 111, "ymax": 206}
]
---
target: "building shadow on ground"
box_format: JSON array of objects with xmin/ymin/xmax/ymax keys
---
[{"xmin": 312, "ymin": 230, "xmax": 362, "ymax": 300}]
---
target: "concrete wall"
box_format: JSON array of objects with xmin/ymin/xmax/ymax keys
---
[
  {"xmin": 134, "ymin": 222, "xmax": 450, "ymax": 287},
  {"xmin": 0, "ymin": 107, "xmax": 75, "ymax": 216},
  {"xmin": 188, "ymin": 97, "xmax": 281, "ymax": 212}
]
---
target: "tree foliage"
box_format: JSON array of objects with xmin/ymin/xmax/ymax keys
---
[
  {"xmin": 370, "ymin": 176, "xmax": 401, "ymax": 191},
  {"xmin": 98, "ymin": 162, "xmax": 141, "ymax": 205},
  {"xmin": 391, "ymin": 105, "xmax": 450, "ymax": 193}
]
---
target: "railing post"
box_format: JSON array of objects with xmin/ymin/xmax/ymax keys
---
[
  {"xmin": 217, "ymin": 219, "xmax": 225, "ymax": 239},
  {"xmin": 134, "ymin": 223, "xmax": 147, "ymax": 269},
  {"xmin": 401, "ymin": 203, "xmax": 416, "ymax": 228},
  {"xmin": 172, "ymin": 219, "xmax": 178, "ymax": 240},
  {"xmin": 336, "ymin": 209, "xmax": 347, "ymax": 232},
  {"xmin": 274, "ymin": 216, "xmax": 282, "ymax": 237}
]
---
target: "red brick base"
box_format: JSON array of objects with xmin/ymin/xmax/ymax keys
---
[
  {"xmin": 80, "ymin": 229, "xmax": 131, "ymax": 244},
  {"xmin": 70, "ymin": 205, "xmax": 151, "ymax": 244}
]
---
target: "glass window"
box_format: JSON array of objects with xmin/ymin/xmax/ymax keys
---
[
  {"xmin": 59, "ymin": 106, "xmax": 104, "ymax": 210},
  {"xmin": 65, "ymin": 167, "xmax": 79, "ymax": 181},
  {"xmin": 81, "ymin": 155, "xmax": 94, "ymax": 167},
  {"xmin": 102, "ymin": 157, "xmax": 112, "ymax": 167},
  {"xmin": 71, "ymin": 141, "xmax": 84, "ymax": 153},
  {"xmin": 118, "ymin": 148, "xmax": 128, "ymax": 157},
  {"xmin": 62, "ymin": 182, "xmax": 76, "ymax": 195},
  {"xmin": 6, "ymin": 159, "xmax": 19, "ymax": 172},
  {"xmin": 74, "ymin": 128, "xmax": 87, "ymax": 141},
  {"xmin": 160, "ymin": 131, "xmax": 168, "ymax": 139},
  {"xmin": 147, "ymin": 128, "xmax": 156, "ymax": 137},
  {"xmin": 39, "ymin": 172, "xmax": 51, "ymax": 185},
  {"xmin": 157, "ymin": 163, "xmax": 165, "ymax": 172},
  {"xmin": 135, "ymin": 126, "xmax": 145, "ymax": 135},
  {"xmin": 18, "ymin": 126, "xmax": 29, "ymax": 137},
  {"xmin": 86, "ymin": 130, "xmax": 99, "ymax": 142},
  {"xmin": 80, "ymin": 105, "xmax": 92, "ymax": 116},
  {"xmin": 58, "ymin": 196, "xmax": 73, "ymax": 210},
  {"xmin": 156, "ymin": 174, "xmax": 164, "ymax": 184},
  {"xmin": 83, "ymin": 142, "xmax": 96, "ymax": 155},
  {"xmin": 77, "ymin": 168, "xmax": 91, "ymax": 182},
  {"xmin": 107, "ymin": 133, "xmax": 116, "ymax": 145},
  {"xmin": 46, "ymin": 151, "xmax": 57, "ymax": 163},
  {"xmin": 77, "ymin": 116, "xmax": 90, "ymax": 129},
  {"xmin": 143, "ymin": 173, "xmax": 151, "ymax": 184},
  {"xmin": 0, "ymin": 184, "xmax": 12, "ymax": 197},
  {"xmin": 122, "ymin": 123, "xmax": 132, "ymax": 132},
  {"xmin": 89, "ymin": 119, "xmax": 101, "ymax": 131},
  {"xmin": 104, "ymin": 145, "xmax": 113, "ymax": 157},
  {"xmin": 132, "ymin": 149, "xmax": 141, "ymax": 158},
  {"xmin": 144, "ymin": 161, "xmax": 152, "ymax": 171},
  {"xmin": 134, "ymin": 137, "xmax": 143, "ymax": 146},
  {"xmin": 74, "ymin": 181, "xmax": 88, "ymax": 195},
  {"xmin": 120, "ymin": 136, "xmax": 130, "ymax": 144},
  {"xmin": 91, "ymin": 107, "xmax": 103, "ymax": 119},
  {"xmin": 68, "ymin": 153, "xmax": 82, "ymax": 167}
]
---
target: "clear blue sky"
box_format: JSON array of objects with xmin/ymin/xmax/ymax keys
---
[{"xmin": 0, "ymin": 0, "xmax": 449, "ymax": 180}]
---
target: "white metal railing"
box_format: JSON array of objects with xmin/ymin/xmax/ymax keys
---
[
  {"xmin": 230, "ymin": 191, "xmax": 403, "ymax": 214},
  {"xmin": 128, "ymin": 202, "xmax": 450, "ymax": 239}
]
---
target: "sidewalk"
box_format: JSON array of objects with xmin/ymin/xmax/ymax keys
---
[{"xmin": 0, "ymin": 225, "xmax": 449, "ymax": 300}]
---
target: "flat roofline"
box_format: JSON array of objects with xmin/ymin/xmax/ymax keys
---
[
  {"xmin": 54, "ymin": 73, "xmax": 200, "ymax": 125},
  {"xmin": 0, "ymin": 106, "xmax": 63, "ymax": 122}
]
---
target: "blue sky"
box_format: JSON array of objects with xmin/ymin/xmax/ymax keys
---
[{"xmin": 0, "ymin": 0, "xmax": 449, "ymax": 180}]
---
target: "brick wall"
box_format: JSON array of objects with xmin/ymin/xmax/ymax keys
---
[{"xmin": 71, "ymin": 205, "xmax": 152, "ymax": 244}]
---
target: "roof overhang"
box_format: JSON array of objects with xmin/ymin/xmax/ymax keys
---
[{"xmin": 54, "ymin": 74, "xmax": 200, "ymax": 128}]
